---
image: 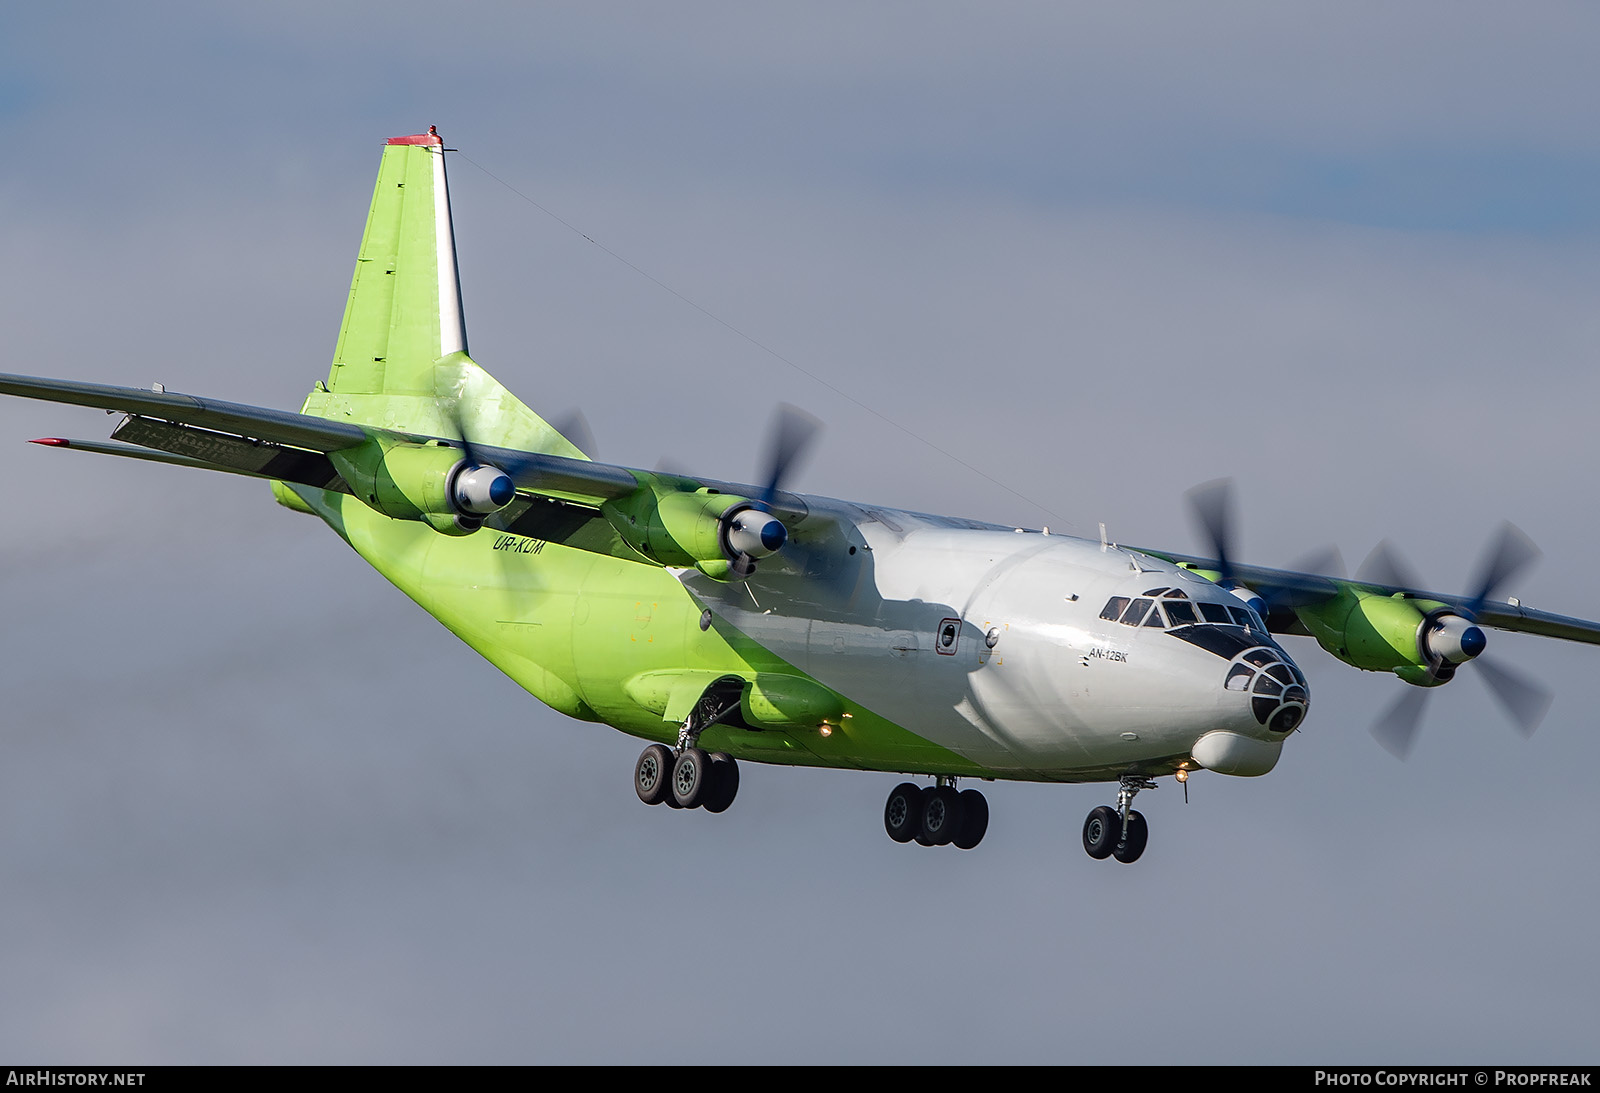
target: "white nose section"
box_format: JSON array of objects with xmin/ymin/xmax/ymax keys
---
[{"xmin": 1191, "ymin": 731, "xmax": 1282, "ymax": 776}]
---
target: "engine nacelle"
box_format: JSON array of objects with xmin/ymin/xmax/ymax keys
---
[
  {"xmin": 1296, "ymin": 592, "xmax": 1485, "ymax": 685},
  {"xmin": 602, "ymin": 486, "xmax": 787, "ymax": 580},
  {"xmin": 330, "ymin": 438, "xmax": 516, "ymax": 535}
]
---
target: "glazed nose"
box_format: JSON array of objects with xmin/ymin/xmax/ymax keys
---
[{"xmin": 1223, "ymin": 653, "xmax": 1310, "ymax": 735}]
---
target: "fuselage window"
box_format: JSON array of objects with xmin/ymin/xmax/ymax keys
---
[
  {"xmin": 1142, "ymin": 587, "xmax": 1170, "ymax": 597},
  {"xmin": 1199, "ymin": 602, "xmax": 1232, "ymax": 624},
  {"xmin": 1226, "ymin": 605, "xmax": 1253, "ymax": 628},
  {"xmin": 1162, "ymin": 588, "xmax": 1189, "ymax": 600},
  {"xmin": 1100, "ymin": 596, "xmax": 1131, "ymax": 622},
  {"xmin": 1143, "ymin": 604, "xmax": 1167, "ymax": 627}
]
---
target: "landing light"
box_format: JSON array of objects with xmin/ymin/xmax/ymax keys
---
[
  {"xmin": 1175, "ymin": 769, "xmax": 1189, "ymax": 784},
  {"xmin": 818, "ymin": 723, "xmax": 833, "ymax": 738}
]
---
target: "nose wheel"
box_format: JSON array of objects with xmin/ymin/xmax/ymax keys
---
[
  {"xmin": 1082, "ymin": 775, "xmax": 1156, "ymax": 864},
  {"xmin": 883, "ymin": 779, "xmax": 989, "ymax": 849}
]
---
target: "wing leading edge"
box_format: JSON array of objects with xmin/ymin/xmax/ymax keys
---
[
  {"xmin": 1146, "ymin": 548, "xmax": 1600, "ymax": 647},
  {"xmin": 4, "ymin": 369, "xmax": 814, "ymax": 565}
]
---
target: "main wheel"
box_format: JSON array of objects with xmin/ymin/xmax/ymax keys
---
[
  {"xmin": 883, "ymin": 782, "xmax": 924, "ymax": 843},
  {"xmin": 702, "ymin": 752, "xmax": 740, "ymax": 814},
  {"xmin": 920, "ymin": 786, "xmax": 965, "ymax": 846},
  {"xmin": 634, "ymin": 744, "xmax": 674, "ymax": 806},
  {"xmin": 1082, "ymin": 804, "xmax": 1120, "ymax": 859},
  {"xmin": 1112, "ymin": 810, "xmax": 1148, "ymax": 864},
  {"xmin": 953, "ymin": 789, "xmax": 989, "ymax": 850},
  {"xmin": 671, "ymin": 747, "xmax": 713, "ymax": 809}
]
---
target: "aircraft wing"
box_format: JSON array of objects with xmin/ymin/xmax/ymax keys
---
[
  {"xmin": 3, "ymin": 370, "xmax": 810, "ymax": 553},
  {"xmin": 1145, "ymin": 548, "xmax": 1600, "ymax": 646}
]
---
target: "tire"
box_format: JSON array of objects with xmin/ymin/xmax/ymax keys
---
[
  {"xmin": 920, "ymin": 785, "xmax": 965, "ymax": 847},
  {"xmin": 953, "ymin": 789, "xmax": 989, "ymax": 850},
  {"xmin": 1082, "ymin": 804, "xmax": 1120, "ymax": 859},
  {"xmin": 883, "ymin": 782, "xmax": 924, "ymax": 843},
  {"xmin": 634, "ymin": 744, "xmax": 674, "ymax": 806},
  {"xmin": 702, "ymin": 753, "xmax": 740, "ymax": 814},
  {"xmin": 1112, "ymin": 810, "xmax": 1148, "ymax": 864},
  {"xmin": 671, "ymin": 747, "xmax": 713, "ymax": 809}
]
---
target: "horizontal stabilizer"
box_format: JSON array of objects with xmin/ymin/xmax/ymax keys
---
[
  {"xmin": 0, "ymin": 372, "xmax": 368, "ymax": 453},
  {"xmin": 30, "ymin": 435, "xmax": 349, "ymax": 493},
  {"xmin": 111, "ymin": 416, "xmax": 348, "ymax": 491}
]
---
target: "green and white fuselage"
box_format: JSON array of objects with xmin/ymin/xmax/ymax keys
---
[{"xmin": 300, "ymin": 478, "xmax": 1301, "ymax": 783}]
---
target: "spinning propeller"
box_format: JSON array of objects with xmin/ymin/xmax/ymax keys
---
[
  {"xmin": 1188, "ymin": 479, "xmax": 1345, "ymax": 608},
  {"xmin": 1187, "ymin": 478, "xmax": 1238, "ymax": 585},
  {"xmin": 442, "ymin": 394, "xmax": 820, "ymax": 580},
  {"xmin": 1359, "ymin": 527, "xmax": 1552, "ymax": 759},
  {"xmin": 443, "ymin": 403, "xmax": 517, "ymax": 529},
  {"xmin": 726, "ymin": 403, "xmax": 820, "ymax": 577},
  {"xmin": 1186, "ymin": 478, "xmax": 1270, "ymax": 616},
  {"xmin": 1186, "ymin": 480, "xmax": 1552, "ymax": 760}
]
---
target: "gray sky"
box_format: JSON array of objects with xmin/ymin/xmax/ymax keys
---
[{"xmin": 2, "ymin": 2, "xmax": 1598, "ymax": 1063}]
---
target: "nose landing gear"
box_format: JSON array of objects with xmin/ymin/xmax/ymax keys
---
[
  {"xmin": 1082, "ymin": 775, "xmax": 1156, "ymax": 864},
  {"xmin": 883, "ymin": 778, "xmax": 989, "ymax": 849}
]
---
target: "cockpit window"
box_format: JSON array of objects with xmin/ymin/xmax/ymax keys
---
[
  {"xmin": 1102, "ymin": 592, "xmax": 1274, "ymax": 638},
  {"xmin": 1121, "ymin": 598, "xmax": 1154, "ymax": 626},
  {"xmin": 1165, "ymin": 601, "xmax": 1199, "ymax": 626}
]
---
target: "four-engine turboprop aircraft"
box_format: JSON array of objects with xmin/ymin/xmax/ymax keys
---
[{"xmin": 6, "ymin": 130, "xmax": 1599, "ymax": 864}]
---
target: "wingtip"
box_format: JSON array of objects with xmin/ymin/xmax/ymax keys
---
[{"xmin": 30, "ymin": 437, "xmax": 69, "ymax": 446}]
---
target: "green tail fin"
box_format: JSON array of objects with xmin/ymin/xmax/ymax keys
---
[{"xmin": 303, "ymin": 129, "xmax": 586, "ymax": 459}]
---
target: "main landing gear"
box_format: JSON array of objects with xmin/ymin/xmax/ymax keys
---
[
  {"xmin": 1082, "ymin": 775, "xmax": 1155, "ymax": 864},
  {"xmin": 883, "ymin": 779, "xmax": 989, "ymax": 849},
  {"xmin": 633, "ymin": 685, "xmax": 741, "ymax": 813}
]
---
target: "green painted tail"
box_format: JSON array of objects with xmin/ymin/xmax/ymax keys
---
[{"xmin": 301, "ymin": 129, "xmax": 586, "ymax": 458}]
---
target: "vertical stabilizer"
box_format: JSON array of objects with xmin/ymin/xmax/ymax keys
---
[{"xmin": 307, "ymin": 129, "xmax": 586, "ymax": 459}]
